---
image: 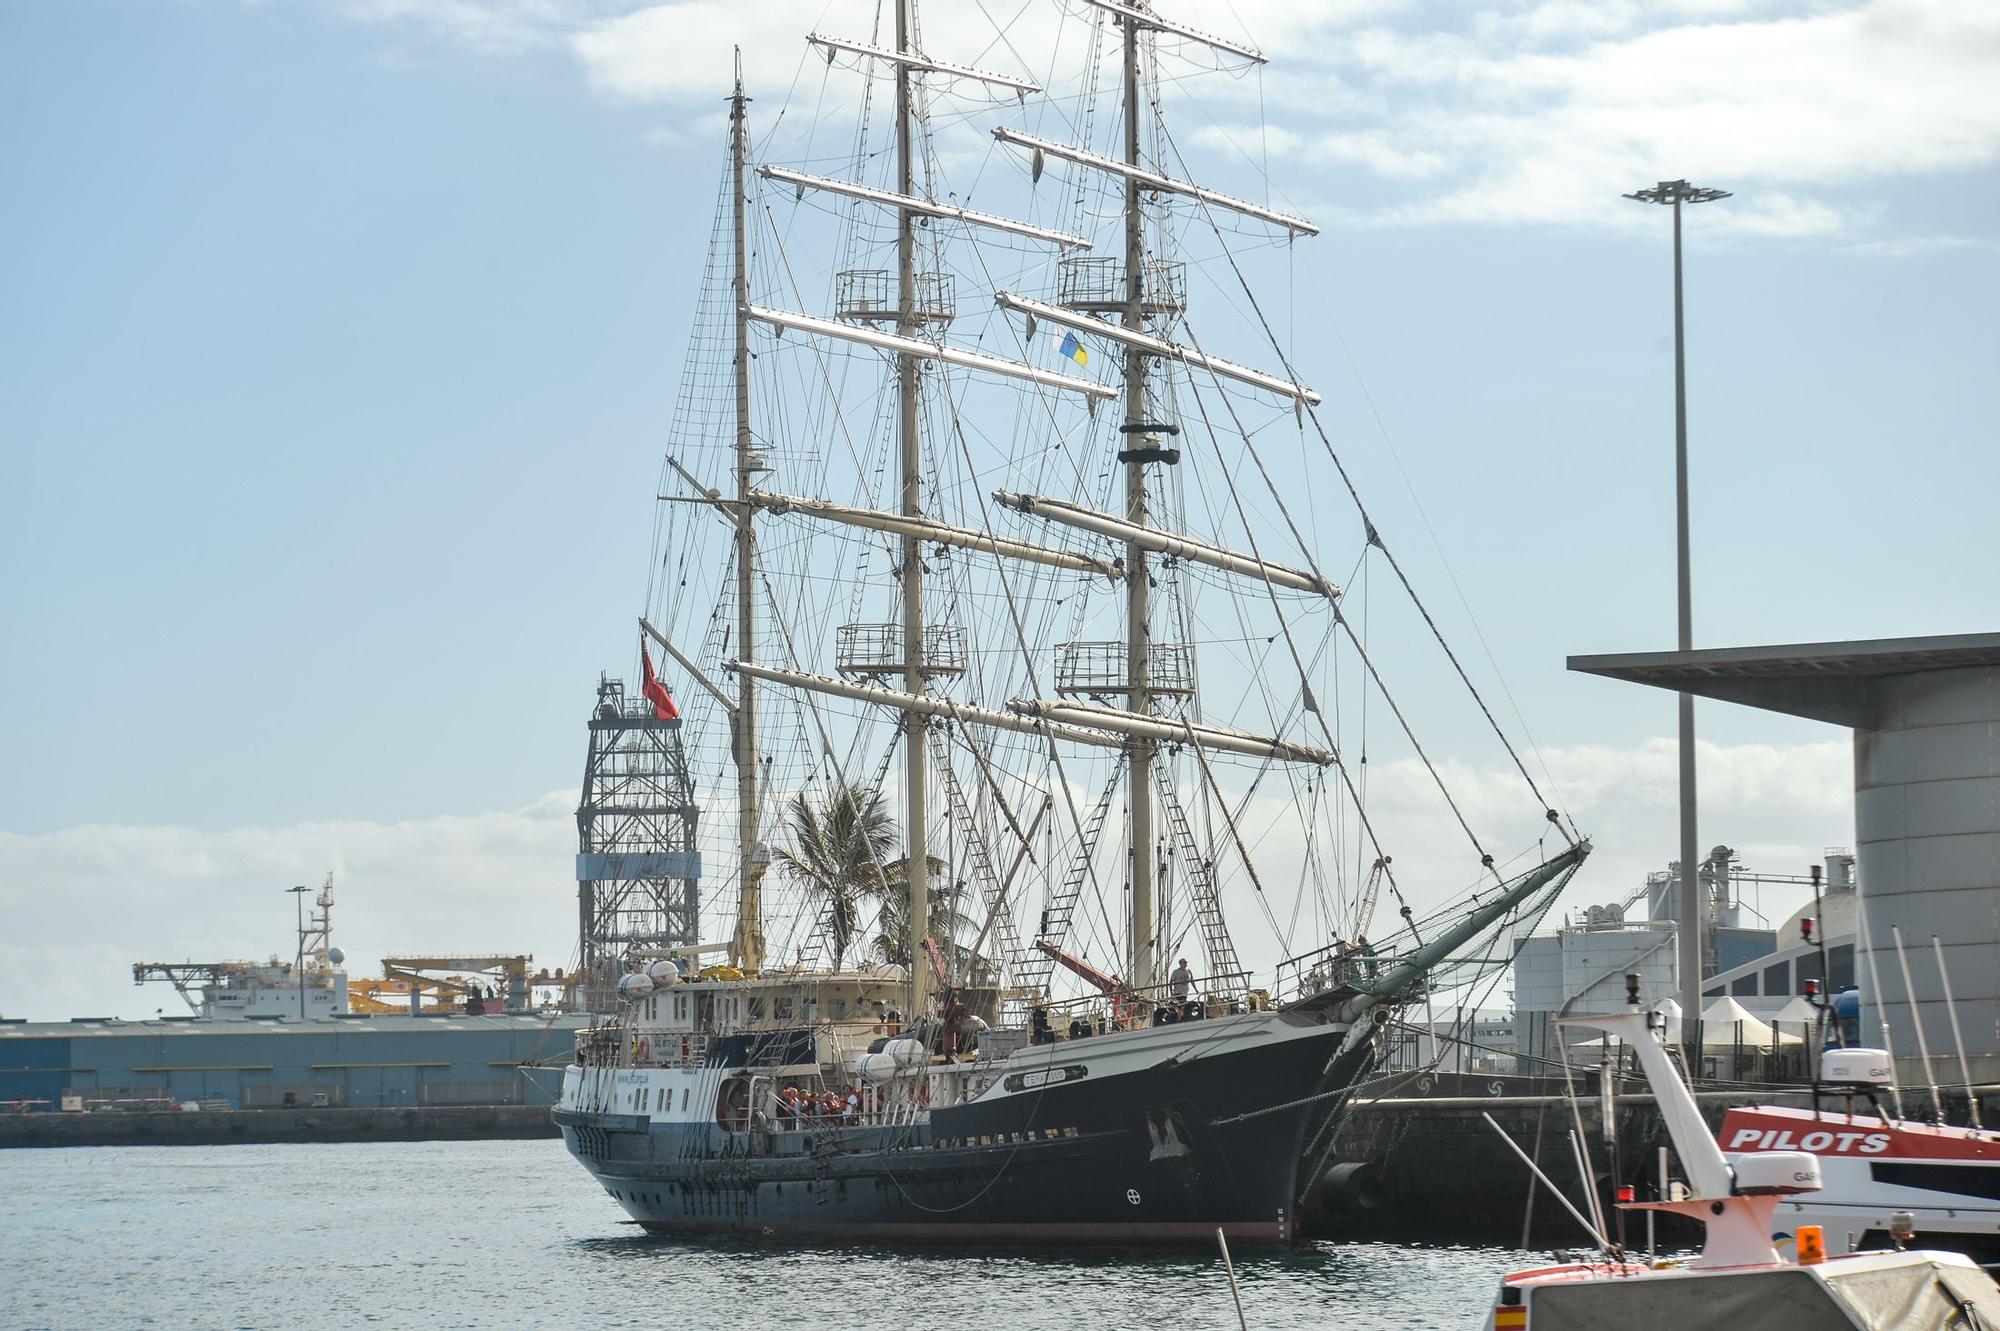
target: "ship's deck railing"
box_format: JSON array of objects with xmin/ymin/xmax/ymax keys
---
[
  {"xmin": 1020, "ymin": 970, "xmax": 1261, "ymax": 1038},
  {"xmin": 835, "ymin": 621, "xmax": 968, "ymax": 679},
  {"xmin": 1056, "ymin": 256, "xmax": 1186, "ymax": 315},
  {"xmin": 1054, "ymin": 640, "xmax": 1195, "ymax": 697},
  {"xmin": 1274, "ymin": 937, "xmax": 1402, "ymax": 1005},
  {"xmin": 835, "ymin": 269, "xmax": 955, "ymax": 326}
]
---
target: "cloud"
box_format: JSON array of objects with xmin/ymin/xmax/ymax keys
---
[
  {"xmin": 303, "ymin": 0, "xmax": 2000, "ymax": 246},
  {"xmin": 1201, "ymin": 734, "xmax": 1852, "ymax": 991},
  {"xmin": 330, "ymin": 0, "xmax": 621, "ymax": 55},
  {"xmin": 1842, "ymin": 232, "xmax": 2000, "ymax": 258},
  {"xmin": 1257, "ymin": 0, "xmax": 2000, "ymax": 236},
  {"xmin": 0, "ymin": 736, "xmax": 1852, "ymax": 1021},
  {"xmin": 0, "ymin": 793, "xmax": 578, "ymax": 1021}
]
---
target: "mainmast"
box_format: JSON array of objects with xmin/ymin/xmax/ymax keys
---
[
  {"xmin": 895, "ymin": 0, "xmax": 931, "ymax": 1019},
  {"xmin": 1119, "ymin": 11, "xmax": 1157, "ymax": 992},
  {"xmin": 728, "ymin": 51, "xmax": 766, "ymax": 974}
]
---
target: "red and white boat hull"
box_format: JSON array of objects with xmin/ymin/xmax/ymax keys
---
[{"xmin": 1721, "ymin": 1105, "xmax": 2000, "ymax": 1258}]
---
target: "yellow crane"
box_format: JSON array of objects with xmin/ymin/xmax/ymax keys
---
[{"xmin": 345, "ymin": 955, "xmax": 580, "ymax": 1014}]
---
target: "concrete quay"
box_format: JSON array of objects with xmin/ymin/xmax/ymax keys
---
[
  {"xmin": 0, "ymin": 1103, "xmax": 558, "ymax": 1149},
  {"xmin": 1304, "ymin": 1075, "xmax": 1821, "ymax": 1243}
]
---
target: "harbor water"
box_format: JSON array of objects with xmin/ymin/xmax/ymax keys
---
[{"xmin": 2, "ymin": 1138, "xmax": 1522, "ymax": 1329}]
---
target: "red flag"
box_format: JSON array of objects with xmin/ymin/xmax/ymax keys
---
[{"xmin": 640, "ymin": 645, "xmax": 682, "ymax": 721}]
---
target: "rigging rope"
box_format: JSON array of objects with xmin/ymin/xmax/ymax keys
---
[{"xmin": 1152, "ymin": 118, "xmax": 1579, "ymax": 851}]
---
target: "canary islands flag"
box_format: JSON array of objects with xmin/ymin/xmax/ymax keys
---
[{"xmin": 1058, "ymin": 330, "xmax": 1088, "ymax": 367}]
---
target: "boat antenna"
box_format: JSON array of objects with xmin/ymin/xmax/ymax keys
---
[
  {"xmin": 1214, "ymin": 1229, "xmax": 1251, "ymax": 1331},
  {"xmin": 1480, "ymin": 1111, "xmax": 1611, "ymax": 1253},
  {"xmin": 1930, "ymin": 935, "xmax": 1982, "ymax": 1128},
  {"xmin": 1856, "ymin": 871, "xmax": 1906, "ymax": 1119},
  {"xmin": 1802, "ymin": 862, "xmax": 1831, "ymax": 1114},
  {"xmin": 1889, "ymin": 924, "xmax": 1946, "ymax": 1121}
]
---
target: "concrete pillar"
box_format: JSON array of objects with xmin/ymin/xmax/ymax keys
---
[{"xmin": 1856, "ymin": 666, "xmax": 2000, "ymax": 1084}]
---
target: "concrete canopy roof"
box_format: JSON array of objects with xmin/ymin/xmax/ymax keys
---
[{"xmin": 1567, "ymin": 632, "xmax": 2000, "ymax": 728}]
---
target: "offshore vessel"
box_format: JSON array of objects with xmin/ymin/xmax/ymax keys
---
[
  {"xmin": 0, "ymin": 878, "xmax": 584, "ymax": 1115},
  {"xmin": 554, "ymin": 0, "xmax": 1588, "ymax": 1245}
]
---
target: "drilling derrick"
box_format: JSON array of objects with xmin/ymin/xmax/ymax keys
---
[{"xmin": 575, "ymin": 675, "xmax": 702, "ymax": 1011}]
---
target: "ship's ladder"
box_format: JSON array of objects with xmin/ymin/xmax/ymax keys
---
[
  {"xmin": 1013, "ymin": 757, "xmax": 1124, "ymax": 998},
  {"xmin": 1153, "ymin": 758, "xmax": 1245, "ymax": 1001},
  {"xmin": 926, "ymin": 725, "xmax": 1025, "ymax": 998},
  {"xmin": 808, "ymin": 1118, "xmax": 840, "ymax": 1203}
]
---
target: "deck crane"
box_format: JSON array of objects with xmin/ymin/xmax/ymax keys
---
[
  {"xmin": 1032, "ymin": 940, "xmax": 1144, "ymax": 1029},
  {"xmin": 1351, "ymin": 855, "xmax": 1391, "ymax": 943},
  {"xmin": 376, "ymin": 955, "xmax": 533, "ymax": 1014}
]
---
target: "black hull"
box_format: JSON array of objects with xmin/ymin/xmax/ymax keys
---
[{"xmin": 557, "ymin": 1017, "xmax": 1373, "ymax": 1247}]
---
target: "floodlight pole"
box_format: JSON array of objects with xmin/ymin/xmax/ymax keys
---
[{"xmin": 1625, "ymin": 180, "xmax": 1729, "ymax": 1071}]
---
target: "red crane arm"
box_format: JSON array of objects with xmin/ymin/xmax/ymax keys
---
[{"xmin": 1033, "ymin": 939, "xmax": 1126, "ymax": 996}]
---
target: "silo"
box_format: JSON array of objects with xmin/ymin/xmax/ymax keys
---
[
  {"xmin": 1569, "ymin": 633, "xmax": 2000, "ymax": 1085},
  {"xmin": 1856, "ymin": 664, "xmax": 2000, "ymax": 1082}
]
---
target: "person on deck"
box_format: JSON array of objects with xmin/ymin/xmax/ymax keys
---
[{"xmin": 1169, "ymin": 958, "xmax": 1194, "ymax": 1005}]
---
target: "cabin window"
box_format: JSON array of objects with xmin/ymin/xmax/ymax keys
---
[
  {"xmin": 1829, "ymin": 943, "xmax": 1856, "ymax": 992},
  {"xmin": 1731, "ymin": 974, "xmax": 1757, "ymax": 996},
  {"xmin": 674, "ymin": 993, "xmax": 688, "ymax": 1022},
  {"xmin": 831, "ymin": 999, "xmax": 847, "ymax": 1020},
  {"xmin": 1870, "ymin": 1162, "xmax": 2000, "ymax": 1201},
  {"xmin": 774, "ymin": 997, "xmax": 794, "ymax": 1021},
  {"xmin": 1763, "ymin": 960, "xmax": 1791, "ymax": 996},
  {"xmin": 748, "ymin": 997, "xmax": 765, "ymax": 1021},
  {"xmin": 682, "ymin": 1088, "xmax": 689, "ymax": 1111}
]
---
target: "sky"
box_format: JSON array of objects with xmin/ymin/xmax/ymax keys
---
[{"xmin": 1, "ymin": 0, "xmax": 1995, "ymax": 1019}]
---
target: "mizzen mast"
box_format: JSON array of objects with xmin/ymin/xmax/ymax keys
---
[{"xmin": 1118, "ymin": 8, "xmax": 1159, "ymax": 994}]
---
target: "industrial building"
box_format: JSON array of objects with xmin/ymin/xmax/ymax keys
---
[
  {"xmin": 1506, "ymin": 843, "xmax": 1819, "ymax": 1069},
  {"xmin": 0, "ymin": 1013, "xmax": 584, "ymax": 1112}
]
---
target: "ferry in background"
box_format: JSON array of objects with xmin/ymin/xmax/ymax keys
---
[{"xmin": 1723, "ymin": 1095, "xmax": 2000, "ymax": 1262}]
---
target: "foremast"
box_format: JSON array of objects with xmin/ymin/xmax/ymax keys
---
[
  {"xmin": 727, "ymin": 51, "xmax": 765, "ymax": 975},
  {"xmin": 893, "ymin": 0, "xmax": 931, "ymax": 1022}
]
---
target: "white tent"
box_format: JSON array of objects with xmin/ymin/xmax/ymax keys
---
[
  {"xmin": 1653, "ymin": 997, "xmax": 1683, "ymax": 1046},
  {"xmin": 1702, "ymin": 995, "xmax": 1804, "ymax": 1046},
  {"xmin": 1769, "ymin": 995, "xmax": 1820, "ymax": 1026}
]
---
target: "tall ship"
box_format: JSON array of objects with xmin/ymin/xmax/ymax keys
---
[{"xmin": 554, "ymin": 0, "xmax": 1589, "ymax": 1245}]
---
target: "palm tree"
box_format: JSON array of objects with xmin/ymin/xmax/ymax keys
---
[
  {"xmin": 770, "ymin": 780, "xmax": 901, "ymax": 966},
  {"xmin": 869, "ymin": 857, "xmax": 957, "ymax": 968}
]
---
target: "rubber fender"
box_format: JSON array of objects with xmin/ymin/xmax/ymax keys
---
[{"xmin": 1310, "ymin": 1159, "xmax": 1388, "ymax": 1217}]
